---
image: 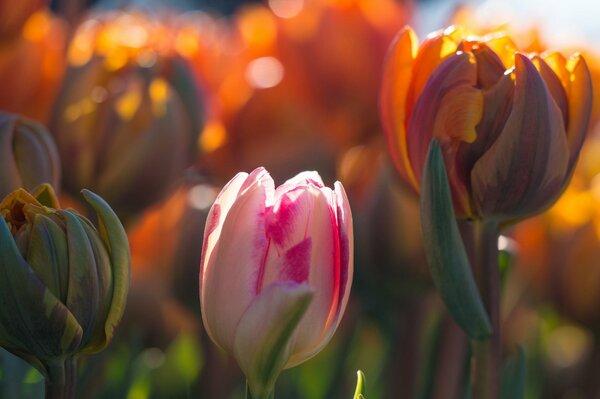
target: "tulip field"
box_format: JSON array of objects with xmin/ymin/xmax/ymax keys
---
[{"xmin": 2, "ymin": 0, "xmax": 600, "ymax": 398}]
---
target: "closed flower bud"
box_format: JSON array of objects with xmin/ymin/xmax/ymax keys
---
[
  {"xmin": 0, "ymin": 184, "xmax": 130, "ymax": 378},
  {"xmin": 0, "ymin": 112, "xmax": 60, "ymax": 200},
  {"xmin": 200, "ymin": 167, "xmax": 353, "ymax": 398},
  {"xmin": 51, "ymin": 12, "xmax": 203, "ymax": 219},
  {"xmin": 380, "ymin": 26, "xmax": 593, "ymax": 221}
]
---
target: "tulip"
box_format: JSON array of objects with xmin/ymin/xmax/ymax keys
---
[
  {"xmin": 51, "ymin": 12, "xmax": 203, "ymax": 220},
  {"xmin": 0, "ymin": 10, "xmax": 66, "ymax": 122},
  {"xmin": 380, "ymin": 26, "xmax": 593, "ymax": 221},
  {"xmin": 200, "ymin": 167, "xmax": 353, "ymax": 398},
  {"xmin": 0, "ymin": 112, "xmax": 60, "ymax": 200},
  {"xmin": 0, "ymin": 0, "xmax": 46, "ymax": 40},
  {"xmin": 0, "ymin": 184, "xmax": 130, "ymax": 398}
]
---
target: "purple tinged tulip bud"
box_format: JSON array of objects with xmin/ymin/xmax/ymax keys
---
[
  {"xmin": 0, "ymin": 112, "xmax": 60, "ymax": 201},
  {"xmin": 380, "ymin": 26, "xmax": 593, "ymax": 221}
]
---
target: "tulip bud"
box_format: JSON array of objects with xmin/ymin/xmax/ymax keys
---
[
  {"xmin": 51, "ymin": 12, "xmax": 204, "ymax": 219},
  {"xmin": 0, "ymin": 112, "xmax": 60, "ymax": 200},
  {"xmin": 200, "ymin": 167, "xmax": 353, "ymax": 398},
  {"xmin": 380, "ymin": 26, "xmax": 593, "ymax": 221},
  {"xmin": 0, "ymin": 184, "xmax": 130, "ymax": 380}
]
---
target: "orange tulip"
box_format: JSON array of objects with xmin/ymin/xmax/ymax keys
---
[
  {"xmin": 380, "ymin": 26, "xmax": 592, "ymax": 220},
  {"xmin": 0, "ymin": 10, "xmax": 66, "ymax": 122},
  {"xmin": 0, "ymin": 0, "xmax": 46, "ymax": 40},
  {"xmin": 51, "ymin": 11, "xmax": 203, "ymax": 219}
]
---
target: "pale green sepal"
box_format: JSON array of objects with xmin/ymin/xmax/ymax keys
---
[
  {"xmin": 0, "ymin": 217, "xmax": 82, "ymax": 362},
  {"xmin": 81, "ymin": 189, "xmax": 130, "ymax": 353},
  {"xmin": 500, "ymin": 346, "xmax": 526, "ymax": 399},
  {"xmin": 353, "ymin": 370, "xmax": 366, "ymax": 399},
  {"xmin": 234, "ymin": 283, "xmax": 313, "ymax": 399},
  {"xmin": 420, "ymin": 140, "xmax": 492, "ymax": 339}
]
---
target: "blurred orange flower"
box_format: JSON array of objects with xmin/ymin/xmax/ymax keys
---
[
  {"xmin": 51, "ymin": 11, "xmax": 203, "ymax": 219},
  {"xmin": 174, "ymin": 0, "xmax": 411, "ymax": 182},
  {"xmin": 0, "ymin": 0, "xmax": 47, "ymax": 40},
  {"xmin": 0, "ymin": 10, "xmax": 66, "ymax": 122}
]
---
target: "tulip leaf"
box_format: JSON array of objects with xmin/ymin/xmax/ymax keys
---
[
  {"xmin": 234, "ymin": 283, "xmax": 314, "ymax": 399},
  {"xmin": 420, "ymin": 140, "xmax": 492, "ymax": 339},
  {"xmin": 500, "ymin": 346, "xmax": 526, "ymax": 399},
  {"xmin": 81, "ymin": 189, "xmax": 130, "ymax": 353}
]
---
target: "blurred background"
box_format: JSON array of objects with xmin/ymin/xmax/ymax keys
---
[{"xmin": 1, "ymin": 0, "xmax": 600, "ymax": 398}]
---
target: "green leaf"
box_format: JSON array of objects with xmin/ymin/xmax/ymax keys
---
[
  {"xmin": 353, "ymin": 370, "xmax": 366, "ymax": 399},
  {"xmin": 500, "ymin": 346, "xmax": 526, "ymax": 399},
  {"xmin": 420, "ymin": 139, "xmax": 491, "ymax": 339},
  {"xmin": 234, "ymin": 283, "xmax": 313, "ymax": 399}
]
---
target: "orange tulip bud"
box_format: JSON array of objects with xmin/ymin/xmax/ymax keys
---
[
  {"xmin": 381, "ymin": 26, "xmax": 593, "ymax": 221},
  {"xmin": 51, "ymin": 12, "xmax": 204, "ymax": 219}
]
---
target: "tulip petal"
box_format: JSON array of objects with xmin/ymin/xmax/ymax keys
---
[
  {"xmin": 96, "ymin": 80, "xmax": 190, "ymax": 215},
  {"xmin": 456, "ymin": 73, "xmax": 514, "ymax": 192},
  {"xmin": 81, "ymin": 189, "xmax": 130, "ymax": 353},
  {"xmin": 200, "ymin": 171, "xmax": 249, "ymax": 280},
  {"xmin": 62, "ymin": 210, "xmax": 100, "ymax": 345},
  {"xmin": 78, "ymin": 219, "xmax": 113, "ymax": 352},
  {"xmin": 0, "ymin": 116, "xmax": 22, "ymax": 199},
  {"xmin": 471, "ymin": 54, "xmax": 570, "ymax": 219},
  {"xmin": 278, "ymin": 171, "xmax": 325, "ymax": 192},
  {"xmin": 484, "ymin": 34, "xmax": 519, "ymax": 69},
  {"xmin": 532, "ymin": 55, "xmax": 568, "ymax": 125},
  {"xmin": 290, "ymin": 181, "xmax": 354, "ymax": 367},
  {"xmin": 564, "ymin": 54, "xmax": 593, "ymax": 170},
  {"xmin": 233, "ymin": 282, "xmax": 313, "ymax": 399},
  {"xmin": 380, "ymin": 27, "xmax": 419, "ymax": 189},
  {"xmin": 201, "ymin": 168, "xmax": 274, "ymax": 351},
  {"xmin": 32, "ymin": 183, "xmax": 60, "ymax": 209},
  {"xmin": 542, "ymin": 52, "xmax": 592, "ymax": 170},
  {"xmin": 0, "ymin": 216, "xmax": 83, "ymax": 363},
  {"xmin": 406, "ymin": 27, "xmax": 463, "ymax": 116},
  {"xmin": 26, "ymin": 214, "xmax": 69, "ymax": 303},
  {"xmin": 13, "ymin": 118, "xmax": 61, "ymax": 193},
  {"xmin": 260, "ymin": 184, "xmax": 338, "ymax": 366},
  {"xmin": 331, "ymin": 181, "xmax": 353, "ymax": 327},
  {"xmin": 407, "ymin": 52, "xmax": 482, "ymax": 215}
]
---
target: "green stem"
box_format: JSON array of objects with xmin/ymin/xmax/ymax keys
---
[
  {"xmin": 45, "ymin": 357, "xmax": 78, "ymax": 399},
  {"xmin": 471, "ymin": 220, "xmax": 501, "ymax": 399},
  {"xmin": 245, "ymin": 380, "xmax": 274, "ymax": 399}
]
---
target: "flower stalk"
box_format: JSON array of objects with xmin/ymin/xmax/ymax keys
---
[
  {"xmin": 471, "ymin": 220, "xmax": 501, "ymax": 399},
  {"xmin": 45, "ymin": 357, "xmax": 78, "ymax": 399}
]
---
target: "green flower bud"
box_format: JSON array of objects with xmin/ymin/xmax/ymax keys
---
[
  {"xmin": 0, "ymin": 112, "xmax": 61, "ymax": 201},
  {"xmin": 0, "ymin": 184, "xmax": 130, "ymax": 378}
]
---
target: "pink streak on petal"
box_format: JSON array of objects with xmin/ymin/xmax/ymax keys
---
[{"xmin": 280, "ymin": 238, "xmax": 312, "ymax": 284}]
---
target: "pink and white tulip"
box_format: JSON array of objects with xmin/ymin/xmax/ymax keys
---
[{"xmin": 199, "ymin": 167, "xmax": 353, "ymax": 397}]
